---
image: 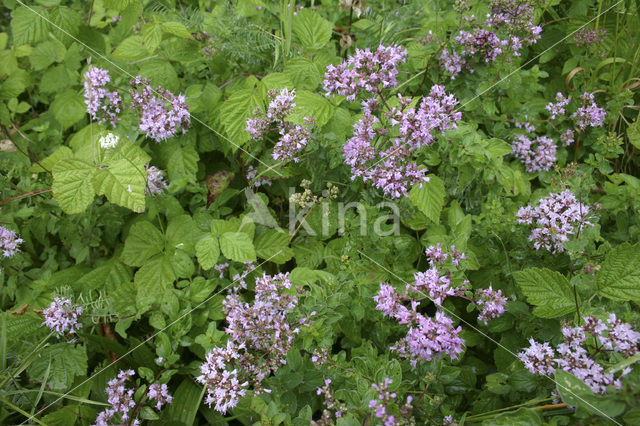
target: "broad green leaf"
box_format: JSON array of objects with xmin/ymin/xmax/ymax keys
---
[
  {"xmin": 51, "ymin": 89, "xmax": 86, "ymax": 129},
  {"xmin": 30, "ymin": 40, "xmax": 65, "ymax": 71},
  {"xmin": 75, "ymin": 261, "xmax": 132, "ymax": 292},
  {"xmin": 163, "ymin": 379, "xmax": 203, "ymax": 424},
  {"xmin": 30, "ymin": 146, "xmax": 73, "ymax": 173},
  {"xmin": 93, "ymin": 158, "xmax": 146, "ymax": 212},
  {"xmin": 283, "ymin": 57, "xmax": 322, "ymax": 90},
  {"xmin": 292, "ymin": 9, "xmax": 333, "ymax": 50},
  {"xmin": 0, "ymin": 70, "xmax": 30, "ymax": 100},
  {"xmin": 112, "ymin": 36, "xmax": 150, "ymax": 60},
  {"xmin": 513, "ymin": 268, "xmax": 576, "ymax": 318},
  {"xmin": 104, "ymin": 141, "xmax": 150, "ymax": 168},
  {"xmin": 142, "ymin": 22, "xmax": 163, "ymax": 52},
  {"xmin": 11, "ymin": 6, "xmax": 50, "ymax": 46},
  {"xmin": 134, "ymin": 256, "xmax": 177, "ymax": 302},
  {"xmin": 195, "ymin": 235, "xmax": 220, "ymax": 270},
  {"xmin": 219, "ymin": 232, "xmax": 256, "ymax": 262},
  {"xmin": 409, "ymin": 176, "xmax": 445, "ymax": 223},
  {"xmin": 597, "ymin": 243, "xmax": 640, "ymax": 302},
  {"xmin": 28, "ymin": 344, "xmax": 87, "ymax": 391},
  {"xmin": 287, "ymin": 90, "xmax": 334, "ymax": 127},
  {"xmin": 485, "ymin": 408, "xmax": 542, "ymax": 426},
  {"xmin": 161, "ymin": 21, "xmax": 195, "ymax": 40},
  {"xmin": 121, "ymin": 221, "xmax": 165, "ymax": 267},
  {"xmin": 555, "ymin": 370, "xmax": 625, "ymax": 418},
  {"xmin": 167, "ymin": 144, "xmax": 199, "ymax": 185},
  {"xmin": 254, "ymin": 229, "xmax": 294, "ymax": 264},
  {"xmin": 219, "ymin": 88, "xmax": 263, "ymax": 149},
  {"xmin": 52, "ymin": 159, "xmax": 96, "ymax": 214},
  {"xmin": 166, "ymin": 215, "xmax": 201, "ymax": 253},
  {"xmin": 49, "ymin": 6, "xmax": 83, "ymax": 46}
]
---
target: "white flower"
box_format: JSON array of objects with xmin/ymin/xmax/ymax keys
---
[{"xmin": 99, "ymin": 133, "xmax": 120, "ymax": 149}]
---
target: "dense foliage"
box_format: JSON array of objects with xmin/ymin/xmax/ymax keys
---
[{"xmin": 1, "ymin": 0, "xmax": 640, "ymax": 424}]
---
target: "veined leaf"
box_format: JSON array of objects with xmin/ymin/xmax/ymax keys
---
[
  {"xmin": 513, "ymin": 268, "xmax": 576, "ymax": 318},
  {"xmin": 93, "ymin": 158, "xmax": 146, "ymax": 212},
  {"xmin": 254, "ymin": 229, "xmax": 294, "ymax": 264},
  {"xmin": 52, "ymin": 159, "xmax": 96, "ymax": 214},
  {"xmin": 597, "ymin": 242, "xmax": 640, "ymax": 302},
  {"xmin": 219, "ymin": 232, "xmax": 256, "ymax": 262},
  {"xmin": 409, "ymin": 176, "xmax": 445, "ymax": 223},
  {"xmin": 27, "ymin": 344, "xmax": 87, "ymax": 391},
  {"xmin": 292, "ymin": 9, "xmax": 333, "ymax": 50},
  {"xmin": 195, "ymin": 235, "xmax": 220, "ymax": 270},
  {"xmin": 121, "ymin": 221, "xmax": 165, "ymax": 267},
  {"xmin": 11, "ymin": 6, "xmax": 50, "ymax": 46},
  {"xmin": 113, "ymin": 36, "xmax": 150, "ymax": 60},
  {"xmin": 219, "ymin": 88, "xmax": 263, "ymax": 149}
]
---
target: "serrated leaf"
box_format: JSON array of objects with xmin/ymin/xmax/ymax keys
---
[
  {"xmin": 409, "ymin": 176, "xmax": 445, "ymax": 223},
  {"xmin": 219, "ymin": 232, "xmax": 256, "ymax": 262},
  {"xmin": 11, "ymin": 6, "xmax": 50, "ymax": 46},
  {"xmin": 166, "ymin": 215, "xmax": 201, "ymax": 253},
  {"xmin": 220, "ymin": 88, "xmax": 263, "ymax": 149},
  {"xmin": 287, "ymin": 90, "xmax": 334, "ymax": 127},
  {"xmin": 134, "ymin": 256, "xmax": 176, "ymax": 302},
  {"xmin": 30, "ymin": 40, "xmax": 65, "ymax": 71},
  {"xmin": 75, "ymin": 261, "xmax": 132, "ymax": 292},
  {"xmin": 28, "ymin": 344, "xmax": 87, "ymax": 391},
  {"xmin": 52, "ymin": 159, "xmax": 96, "ymax": 214},
  {"xmin": 112, "ymin": 36, "xmax": 150, "ymax": 60},
  {"xmin": 597, "ymin": 242, "xmax": 640, "ymax": 302},
  {"xmin": 121, "ymin": 221, "xmax": 165, "ymax": 267},
  {"xmin": 49, "ymin": 7, "xmax": 82, "ymax": 46},
  {"xmin": 93, "ymin": 159, "xmax": 146, "ymax": 212},
  {"xmin": 30, "ymin": 146, "xmax": 73, "ymax": 173},
  {"xmin": 167, "ymin": 144, "xmax": 199, "ymax": 185},
  {"xmin": 142, "ymin": 22, "xmax": 163, "ymax": 52},
  {"xmin": 195, "ymin": 235, "xmax": 220, "ymax": 270},
  {"xmin": 292, "ymin": 9, "xmax": 333, "ymax": 50},
  {"xmin": 555, "ymin": 370, "xmax": 625, "ymax": 417},
  {"xmin": 254, "ymin": 229, "xmax": 294, "ymax": 264},
  {"xmin": 161, "ymin": 21, "xmax": 195, "ymax": 40},
  {"xmin": 283, "ymin": 57, "xmax": 322, "ymax": 90},
  {"xmin": 51, "ymin": 89, "xmax": 86, "ymax": 129},
  {"xmin": 513, "ymin": 268, "xmax": 576, "ymax": 318}
]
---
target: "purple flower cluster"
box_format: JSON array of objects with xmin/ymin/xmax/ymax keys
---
[
  {"xmin": 545, "ymin": 92, "xmax": 571, "ymax": 120},
  {"xmin": 323, "ymin": 44, "xmax": 407, "ymax": 101},
  {"xmin": 340, "ymin": 84, "xmax": 461, "ymax": 198},
  {"xmin": 214, "ymin": 262, "xmax": 229, "ymax": 278},
  {"xmin": 475, "ymin": 286, "xmax": 508, "ymax": 325},
  {"xmin": 574, "ymin": 28, "xmax": 608, "ymax": 46},
  {"xmin": 147, "ymin": 383, "xmax": 173, "ymax": 410},
  {"xmin": 511, "ymin": 134, "xmax": 557, "ymax": 172},
  {"xmin": 425, "ymin": 243, "xmax": 466, "ymax": 267},
  {"xmin": 312, "ymin": 378, "xmax": 348, "ymax": 425},
  {"xmin": 83, "ymin": 67, "xmax": 122, "ymax": 127},
  {"xmin": 0, "ymin": 226, "xmax": 23, "ymax": 258},
  {"xmin": 368, "ymin": 378, "xmax": 415, "ymax": 426},
  {"xmin": 129, "ymin": 76, "xmax": 190, "ymax": 142},
  {"xmin": 573, "ymin": 92, "xmax": 606, "ymax": 130},
  {"xmin": 145, "ymin": 164, "xmax": 168, "ymax": 195},
  {"xmin": 42, "ymin": 297, "xmax": 83, "ymax": 337},
  {"xmin": 245, "ymin": 88, "xmax": 313, "ymax": 163},
  {"xmin": 440, "ymin": 0, "xmax": 542, "ymax": 78},
  {"xmin": 516, "ymin": 189, "xmax": 593, "ymax": 253},
  {"xmin": 519, "ymin": 314, "xmax": 639, "ymax": 394},
  {"xmin": 93, "ymin": 370, "xmax": 138, "ymax": 426},
  {"xmin": 197, "ymin": 273, "xmax": 301, "ymax": 414}
]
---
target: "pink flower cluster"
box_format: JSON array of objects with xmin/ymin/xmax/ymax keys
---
[
  {"xmin": 440, "ymin": 0, "xmax": 542, "ymax": 78},
  {"xmin": 475, "ymin": 286, "xmax": 508, "ymax": 325},
  {"xmin": 83, "ymin": 67, "xmax": 122, "ymax": 127},
  {"xmin": 511, "ymin": 134, "xmax": 557, "ymax": 172},
  {"xmin": 42, "ymin": 297, "xmax": 83, "ymax": 337},
  {"xmin": 574, "ymin": 28, "xmax": 608, "ymax": 46},
  {"xmin": 197, "ymin": 272, "xmax": 301, "ymax": 414},
  {"xmin": 519, "ymin": 314, "xmax": 639, "ymax": 393},
  {"xmin": 340, "ymin": 82, "xmax": 461, "ymax": 198},
  {"xmin": 323, "ymin": 44, "xmax": 407, "ymax": 101},
  {"xmin": 312, "ymin": 378, "xmax": 348, "ymax": 425},
  {"xmin": 546, "ymin": 92, "xmax": 606, "ymax": 130},
  {"xmin": 368, "ymin": 378, "xmax": 415, "ymax": 425},
  {"xmin": 0, "ymin": 225, "xmax": 23, "ymax": 258},
  {"xmin": 93, "ymin": 370, "xmax": 173, "ymax": 425},
  {"xmin": 129, "ymin": 76, "xmax": 191, "ymax": 142},
  {"xmin": 516, "ymin": 189, "xmax": 593, "ymax": 253},
  {"xmin": 145, "ymin": 164, "xmax": 168, "ymax": 195},
  {"xmin": 245, "ymin": 88, "xmax": 313, "ymax": 163}
]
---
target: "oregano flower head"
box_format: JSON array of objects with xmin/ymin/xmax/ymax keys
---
[
  {"xmin": 42, "ymin": 297, "xmax": 83, "ymax": 337},
  {"xmin": 83, "ymin": 67, "xmax": 122, "ymax": 127},
  {"xmin": 0, "ymin": 226, "xmax": 23, "ymax": 258}
]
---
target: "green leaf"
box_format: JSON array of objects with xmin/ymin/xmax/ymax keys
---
[
  {"xmin": 167, "ymin": 144, "xmax": 199, "ymax": 185},
  {"xmin": 254, "ymin": 229, "xmax": 294, "ymax": 264},
  {"xmin": 219, "ymin": 88, "xmax": 263, "ymax": 149},
  {"xmin": 219, "ymin": 232, "xmax": 256, "ymax": 262},
  {"xmin": 52, "ymin": 159, "xmax": 96, "ymax": 214},
  {"xmin": 292, "ymin": 9, "xmax": 333, "ymax": 50},
  {"xmin": 93, "ymin": 159, "xmax": 146, "ymax": 212},
  {"xmin": 49, "ymin": 7, "xmax": 83, "ymax": 46},
  {"xmin": 513, "ymin": 268, "xmax": 576, "ymax": 318},
  {"xmin": 11, "ymin": 6, "xmax": 50, "ymax": 46},
  {"xmin": 28, "ymin": 344, "xmax": 87, "ymax": 391},
  {"xmin": 142, "ymin": 22, "xmax": 163, "ymax": 52},
  {"xmin": 51, "ymin": 89, "xmax": 86, "ymax": 129},
  {"xmin": 555, "ymin": 370, "xmax": 625, "ymax": 417},
  {"xmin": 195, "ymin": 235, "xmax": 220, "ymax": 270},
  {"xmin": 597, "ymin": 243, "xmax": 640, "ymax": 302},
  {"xmin": 30, "ymin": 40, "xmax": 65, "ymax": 71},
  {"xmin": 287, "ymin": 90, "xmax": 334, "ymax": 127},
  {"xmin": 161, "ymin": 21, "xmax": 195, "ymax": 40},
  {"xmin": 484, "ymin": 408, "xmax": 542, "ymax": 426},
  {"xmin": 163, "ymin": 379, "xmax": 203, "ymax": 424},
  {"xmin": 134, "ymin": 256, "xmax": 177, "ymax": 303},
  {"xmin": 112, "ymin": 36, "xmax": 150, "ymax": 60},
  {"xmin": 409, "ymin": 176, "xmax": 445, "ymax": 223},
  {"xmin": 0, "ymin": 71, "xmax": 30, "ymax": 100},
  {"xmin": 283, "ymin": 57, "xmax": 322, "ymax": 90},
  {"xmin": 121, "ymin": 221, "xmax": 165, "ymax": 267},
  {"xmin": 30, "ymin": 146, "xmax": 73, "ymax": 173}
]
